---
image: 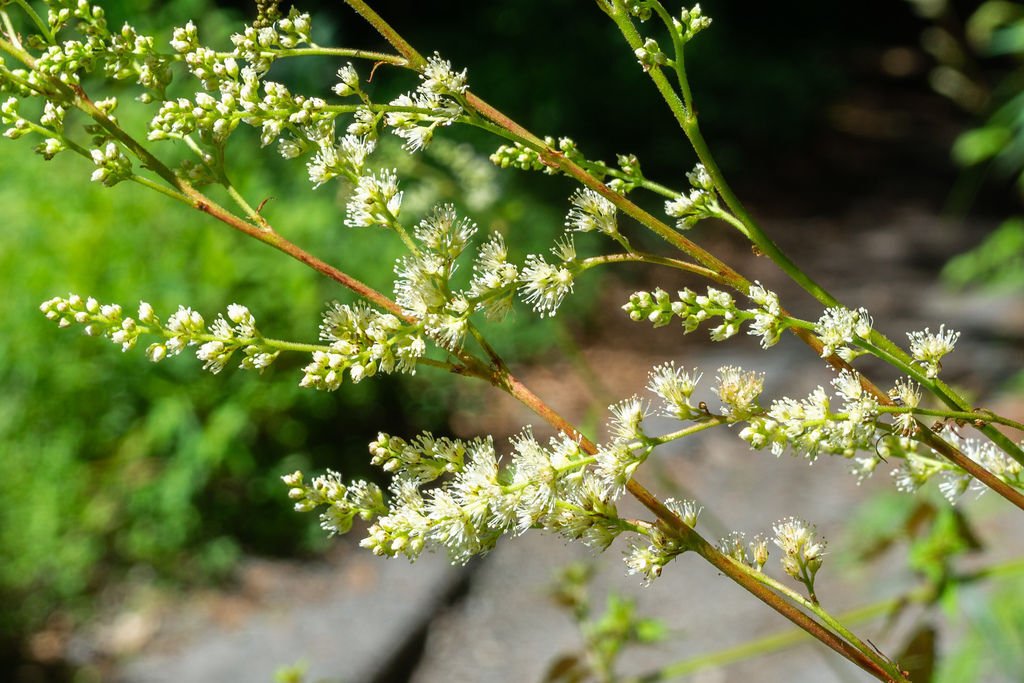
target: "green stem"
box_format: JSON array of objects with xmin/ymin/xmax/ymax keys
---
[
  {"xmin": 578, "ymin": 252, "xmax": 726, "ymax": 284},
  {"xmin": 0, "ymin": 9, "xmax": 22, "ymax": 49},
  {"xmin": 650, "ymin": 0, "xmax": 693, "ymax": 112},
  {"xmin": 646, "ymin": 417, "xmax": 726, "ymax": 446},
  {"xmin": 216, "ymin": 46, "xmax": 407, "ymax": 65},
  {"xmin": 129, "ymin": 174, "xmax": 189, "ymax": 202},
  {"xmin": 224, "ymin": 181, "xmax": 272, "ymax": 231},
  {"xmin": 604, "ymin": 1, "xmax": 843, "ymax": 312},
  {"xmin": 630, "ymin": 598, "xmax": 893, "ymax": 683},
  {"xmin": 725, "ymin": 556, "xmax": 901, "ymax": 678},
  {"xmin": 340, "ymin": 0, "xmax": 426, "ymax": 69},
  {"xmin": 877, "ymin": 405, "xmax": 1024, "ymax": 433},
  {"xmin": 866, "ymin": 330, "xmax": 1024, "ymax": 466},
  {"xmin": 632, "ymin": 557, "xmax": 1024, "ymax": 683},
  {"xmin": 12, "ymin": 0, "xmax": 54, "ymax": 45}
]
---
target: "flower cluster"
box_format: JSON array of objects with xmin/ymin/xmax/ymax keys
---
[
  {"xmin": 89, "ymin": 140, "xmax": 133, "ymax": 186},
  {"xmin": 713, "ymin": 366, "xmax": 765, "ymax": 421},
  {"xmin": 676, "ymin": 4, "xmax": 713, "ymax": 42},
  {"xmin": 888, "ymin": 377, "xmax": 922, "ymax": 436},
  {"xmin": 565, "ymin": 188, "xmax": 619, "ymax": 237},
  {"xmin": 772, "ymin": 517, "xmax": 825, "ymax": 597},
  {"xmin": 646, "ymin": 362, "xmax": 703, "ymax": 421},
  {"xmin": 303, "ymin": 301, "xmax": 425, "ymax": 389},
  {"xmin": 593, "ymin": 362, "xmax": 764, "ymax": 499},
  {"xmin": 393, "ymin": 204, "xmax": 476, "ymax": 348},
  {"xmin": 228, "ymin": 7, "xmax": 313, "ymax": 74},
  {"xmin": 739, "ymin": 370, "xmax": 880, "ymax": 459},
  {"xmin": 282, "ymin": 470, "xmax": 387, "ymax": 536},
  {"xmin": 39, "ymin": 295, "xmax": 280, "ymax": 372},
  {"xmin": 625, "ymin": 498, "xmax": 700, "ymax": 584},
  {"xmin": 906, "ymin": 324, "xmax": 960, "ymax": 379},
  {"xmin": 307, "ymin": 133, "xmax": 376, "ymax": 188},
  {"xmin": 287, "ymin": 430, "xmax": 624, "ymax": 565},
  {"xmin": 745, "ymin": 282, "xmax": 786, "ymax": 348},
  {"xmin": 623, "ymin": 282, "xmax": 787, "ymax": 346},
  {"xmin": 664, "ymin": 163, "xmax": 721, "ymax": 230},
  {"xmin": 813, "ymin": 306, "xmax": 873, "ymax": 359},
  {"xmin": 369, "ymin": 432, "xmax": 467, "ymax": 482},
  {"xmin": 877, "ymin": 433, "xmax": 1024, "ymax": 505},
  {"xmin": 596, "ymin": 397, "xmax": 653, "ymax": 497},
  {"xmin": 517, "ymin": 242, "xmax": 578, "ymax": 318},
  {"xmin": 467, "ymin": 233, "xmax": 519, "ymax": 321},
  {"xmin": 385, "ymin": 53, "xmax": 467, "ymax": 152},
  {"xmin": 717, "ymin": 531, "xmax": 767, "ymax": 570},
  {"xmin": 344, "ymin": 169, "xmax": 403, "ymax": 228},
  {"xmin": 634, "ymin": 38, "xmax": 667, "ymax": 71}
]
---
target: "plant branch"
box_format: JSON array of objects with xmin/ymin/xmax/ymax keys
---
[
  {"xmin": 340, "ymin": 0, "xmax": 426, "ymax": 69},
  {"xmin": 499, "ymin": 372, "xmax": 908, "ymax": 682}
]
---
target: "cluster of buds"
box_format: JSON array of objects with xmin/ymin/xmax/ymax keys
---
[
  {"xmin": 303, "ymin": 302, "xmax": 425, "ymax": 389},
  {"xmin": 664, "ymin": 164, "xmax": 721, "ymax": 229},
  {"xmin": 490, "ymin": 135, "xmax": 586, "ymax": 175},
  {"xmin": 40, "ymin": 295, "xmax": 280, "ymax": 374},
  {"xmin": 624, "ymin": 281, "xmax": 789, "ymax": 348}
]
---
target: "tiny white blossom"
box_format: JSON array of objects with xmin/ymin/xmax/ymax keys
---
[
  {"xmin": 772, "ymin": 517, "xmax": 826, "ymax": 587},
  {"xmin": 332, "ymin": 63, "xmax": 360, "ymax": 97},
  {"xmin": 345, "ymin": 169, "xmax": 402, "ymax": 228},
  {"xmin": 746, "ymin": 281, "xmax": 784, "ymax": 348},
  {"xmin": 625, "ymin": 543, "xmax": 666, "ymax": 584},
  {"xmin": 906, "ymin": 325, "xmax": 959, "ymax": 379},
  {"xmin": 170, "ymin": 21, "xmax": 199, "ymax": 53},
  {"xmin": 664, "ymin": 497, "xmax": 701, "ymax": 529},
  {"xmin": 646, "ymin": 362, "xmax": 702, "ymax": 420},
  {"xmin": 814, "ymin": 306, "xmax": 872, "ymax": 358},
  {"xmin": 889, "ymin": 377, "xmax": 921, "ymax": 436},
  {"xmin": 420, "ymin": 53, "xmax": 468, "ymax": 95},
  {"xmin": 518, "ymin": 254, "xmax": 574, "ymax": 317},
  {"xmin": 608, "ymin": 395, "xmax": 649, "ymax": 443},
  {"xmin": 713, "ymin": 366, "xmax": 764, "ymax": 421},
  {"xmin": 565, "ymin": 188, "xmax": 618, "ymax": 236}
]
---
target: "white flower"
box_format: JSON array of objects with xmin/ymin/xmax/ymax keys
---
[
  {"xmin": 333, "ymin": 63, "xmax": 360, "ymax": 97},
  {"xmin": 713, "ymin": 366, "xmax": 764, "ymax": 421},
  {"xmin": 664, "ymin": 497, "xmax": 701, "ymax": 529},
  {"xmin": 647, "ymin": 362, "xmax": 702, "ymax": 420},
  {"xmin": 814, "ymin": 306, "xmax": 872, "ymax": 358},
  {"xmin": 906, "ymin": 325, "xmax": 959, "ymax": 379},
  {"xmin": 420, "ymin": 52, "xmax": 468, "ymax": 95},
  {"xmin": 625, "ymin": 543, "xmax": 665, "ymax": 584},
  {"xmin": 414, "ymin": 203, "xmax": 476, "ymax": 260},
  {"xmin": 746, "ymin": 281, "xmax": 784, "ymax": 348},
  {"xmin": 608, "ymin": 396, "xmax": 649, "ymax": 443},
  {"xmin": 772, "ymin": 517, "xmax": 826, "ymax": 583},
  {"xmin": 345, "ymin": 169, "xmax": 403, "ymax": 228},
  {"xmin": 889, "ymin": 377, "xmax": 921, "ymax": 436},
  {"xmin": 468, "ymin": 233, "xmax": 518, "ymax": 321},
  {"xmin": 518, "ymin": 254, "xmax": 574, "ymax": 317},
  {"xmin": 565, "ymin": 188, "xmax": 618, "ymax": 236}
]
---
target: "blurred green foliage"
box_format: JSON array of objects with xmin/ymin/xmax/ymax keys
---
[
  {"xmin": 943, "ymin": 216, "xmax": 1024, "ymax": 288},
  {"xmin": 912, "ymin": 1, "xmax": 1024, "ymax": 291},
  {"xmin": 935, "ymin": 573, "xmax": 1024, "ymax": 682}
]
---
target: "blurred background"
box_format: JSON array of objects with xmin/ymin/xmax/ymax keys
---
[{"xmin": 2, "ymin": 0, "xmax": 1023, "ymax": 681}]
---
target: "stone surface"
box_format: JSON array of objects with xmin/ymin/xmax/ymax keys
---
[{"xmin": 114, "ymin": 550, "xmax": 466, "ymax": 683}]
